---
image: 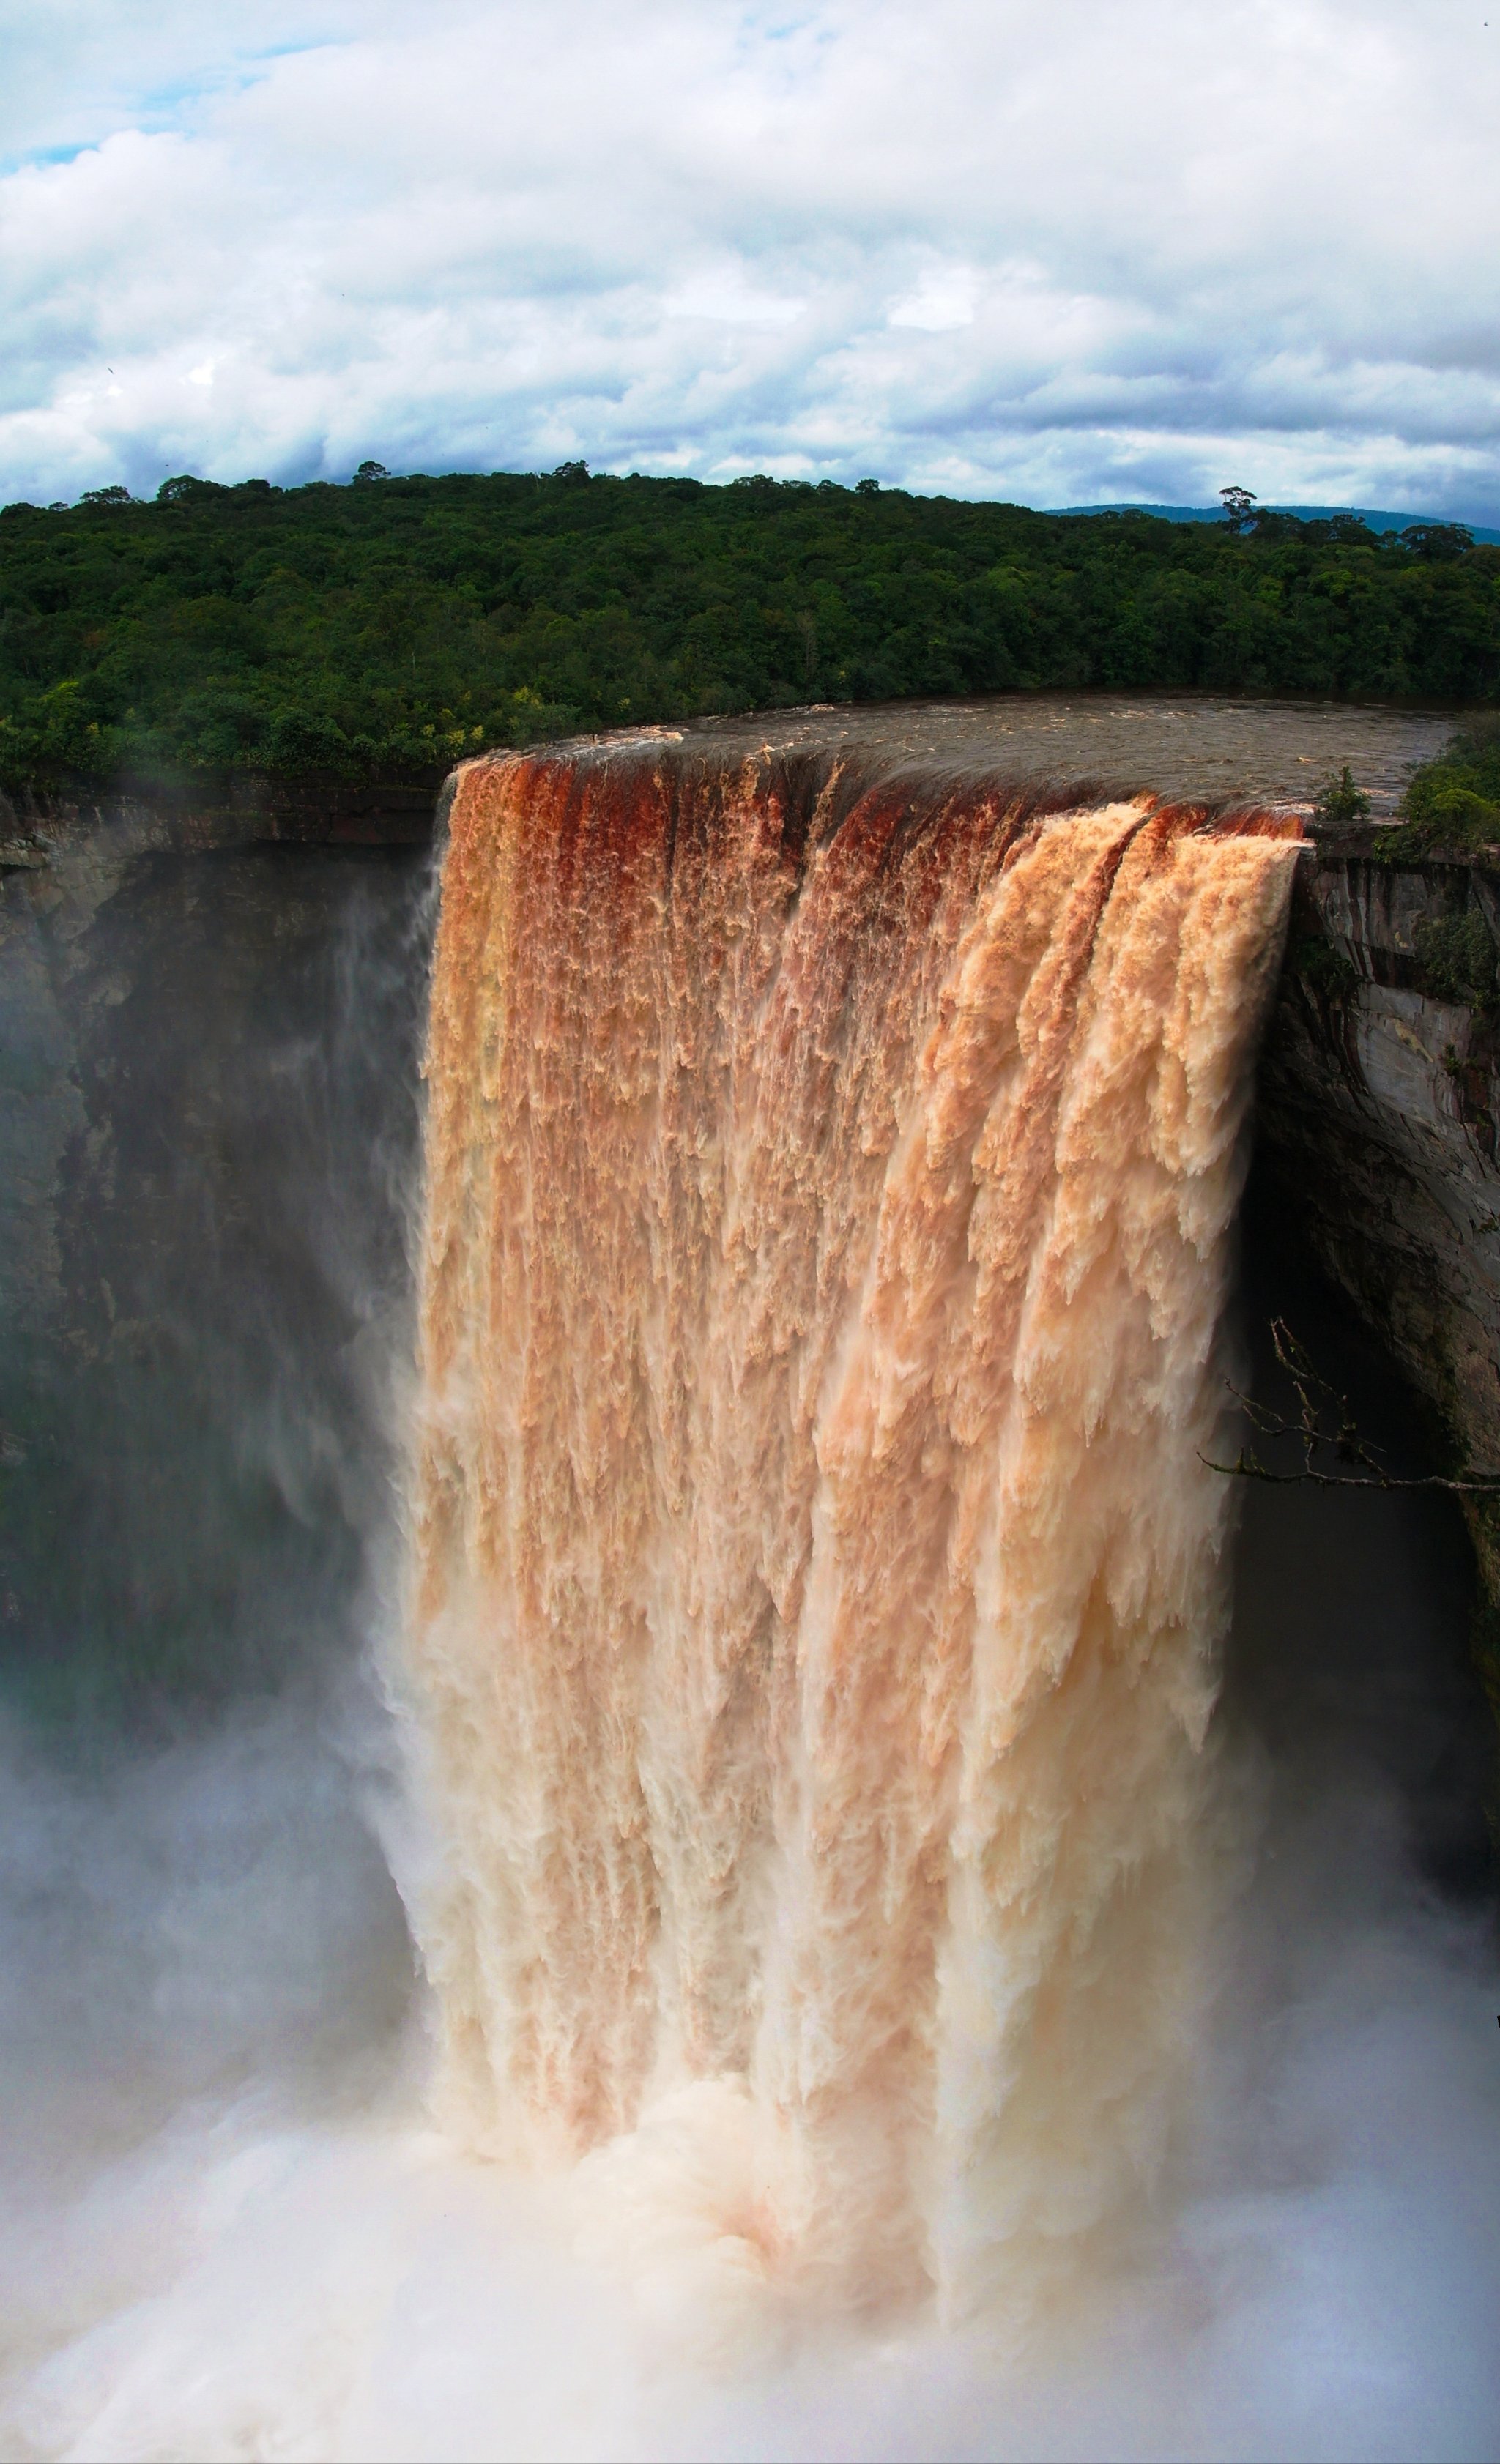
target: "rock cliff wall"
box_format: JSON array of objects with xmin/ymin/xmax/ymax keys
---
[
  {"xmin": 0, "ymin": 822, "xmax": 428, "ymax": 1722},
  {"xmin": 1258, "ymin": 833, "xmax": 1500, "ymax": 1721},
  {"xmin": 0, "ymin": 770, "xmax": 438, "ymax": 872}
]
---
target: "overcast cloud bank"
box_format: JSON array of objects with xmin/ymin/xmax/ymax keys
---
[{"xmin": 2, "ymin": 0, "xmax": 1499, "ymax": 518}]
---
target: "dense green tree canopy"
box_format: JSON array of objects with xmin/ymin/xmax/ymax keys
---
[
  {"xmin": 1, "ymin": 466, "xmax": 1497, "ymax": 793},
  {"xmin": 1380, "ymin": 715, "xmax": 1500, "ymax": 856}
]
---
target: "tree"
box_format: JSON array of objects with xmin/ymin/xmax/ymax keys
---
[
  {"xmin": 1312, "ymin": 765, "xmax": 1371, "ymax": 828},
  {"xmin": 1219, "ymin": 485, "xmax": 1257, "ymax": 534},
  {"xmin": 157, "ymin": 476, "xmax": 221, "ymax": 503},
  {"xmin": 1400, "ymin": 522, "xmax": 1473, "ymax": 563},
  {"xmin": 353, "ymin": 461, "xmax": 390, "ymax": 484}
]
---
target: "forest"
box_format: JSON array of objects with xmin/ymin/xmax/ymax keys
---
[{"xmin": 1, "ymin": 464, "xmax": 1497, "ymax": 793}]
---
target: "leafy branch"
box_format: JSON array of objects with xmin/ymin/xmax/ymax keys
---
[{"xmin": 1201, "ymin": 1319, "xmax": 1500, "ymax": 1492}]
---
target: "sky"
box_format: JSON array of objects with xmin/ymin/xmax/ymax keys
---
[{"xmin": 1, "ymin": 0, "xmax": 1499, "ymax": 516}]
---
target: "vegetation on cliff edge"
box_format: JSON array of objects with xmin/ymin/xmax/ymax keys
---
[{"xmin": 1378, "ymin": 715, "xmax": 1500, "ymax": 859}]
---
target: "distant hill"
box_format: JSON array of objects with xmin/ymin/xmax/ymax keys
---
[{"xmin": 1050, "ymin": 501, "xmax": 1500, "ymax": 546}]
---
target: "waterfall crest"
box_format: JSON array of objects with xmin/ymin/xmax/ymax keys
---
[{"xmin": 406, "ymin": 742, "xmax": 1301, "ymax": 2315}]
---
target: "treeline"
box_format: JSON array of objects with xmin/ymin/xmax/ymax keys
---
[{"xmin": 1, "ymin": 464, "xmax": 1497, "ymax": 793}]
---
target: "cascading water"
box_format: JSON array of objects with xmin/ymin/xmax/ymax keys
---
[
  {"xmin": 4, "ymin": 712, "xmax": 1496, "ymax": 2463},
  {"xmin": 404, "ymin": 740, "xmax": 1302, "ymax": 2317}
]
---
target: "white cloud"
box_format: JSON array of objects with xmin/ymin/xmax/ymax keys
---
[
  {"xmin": 0, "ymin": 0, "xmax": 1498, "ymax": 514},
  {"xmin": 889, "ymin": 268, "xmax": 979, "ymax": 333}
]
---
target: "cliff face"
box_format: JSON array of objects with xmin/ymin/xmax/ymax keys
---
[
  {"xmin": 0, "ymin": 825, "xmax": 429, "ymax": 1722},
  {"xmin": 1258, "ymin": 837, "xmax": 1500, "ymax": 1714},
  {"xmin": 0, "ymin": 770, "xmax": 439, "ymax": 871}
]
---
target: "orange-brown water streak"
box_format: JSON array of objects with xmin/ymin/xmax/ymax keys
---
[{"xmin": 405, "ymin": 740, "xmax": 1301, "ymax": 2318}]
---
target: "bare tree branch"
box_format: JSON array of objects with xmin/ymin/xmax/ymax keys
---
[{"xmin": 1200, "ymin": 1318, "xmax": 1500, "ymax": 1494}]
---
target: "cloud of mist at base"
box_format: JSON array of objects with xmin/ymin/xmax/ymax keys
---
[
  {"xmin": 2, "ymin": 0, "xmax": 1500, "ymax": 517},
  {"xmin": 0, "ymin": 1636, "xmax": 1494, "ymax": 2464}
]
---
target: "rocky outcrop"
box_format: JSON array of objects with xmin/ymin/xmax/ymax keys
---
[{"xmin": 1258, "ymin": 832, "xmax": 1500, "ymax": 1715}]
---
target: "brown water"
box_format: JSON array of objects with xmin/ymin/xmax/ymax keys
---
[
  {"xmin": 406, "ymin": 737, "xmax": 1304, "ymax": 2321},
  {"xmin": 600, "ymin": 692, "xmax": 1453, "ymax": 816}
]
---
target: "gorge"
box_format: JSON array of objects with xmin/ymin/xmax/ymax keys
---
[{"xmin": 0, "ymin": 696, "xmax": 1496, "ymax": 2460}]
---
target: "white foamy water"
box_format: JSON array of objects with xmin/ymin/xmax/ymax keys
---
[{"xmin": 1, "ymin": 1682, "xmax": 1494, "ymax": 2463}]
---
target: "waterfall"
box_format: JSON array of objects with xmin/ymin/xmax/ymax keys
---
[{"xmin": 405, "ymin": 740, "xmax": 1301, "ymax": 2320}]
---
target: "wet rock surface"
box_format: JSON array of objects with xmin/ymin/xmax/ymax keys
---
[
  {"xmin": 1258, "ymin": 835, "xmax": 1500, "ymax": 1722},
  {"xmin": 1261, "ymin": 846, "xmax": 1500, "ymax": 1453}
]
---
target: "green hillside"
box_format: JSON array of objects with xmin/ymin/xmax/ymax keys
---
[{"xmin": 1, "ymin": 466, "xmax": 1496, "ymax": 793}]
